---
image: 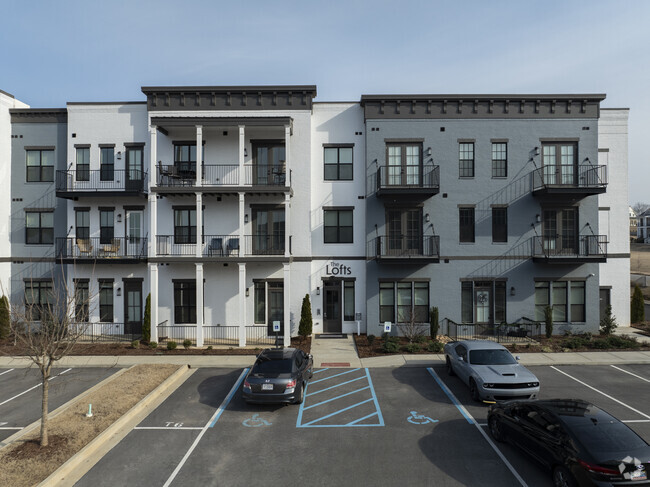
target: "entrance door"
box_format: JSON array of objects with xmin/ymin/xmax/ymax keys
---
[
  {"xmin": 123, "ymin": 280, "xmax": 142, "ymax": 336},
  {"xmin": 125, "ymin": 147, "xmax": 144, "ymax": 191},
  {"xmin": 323, "ymin": 281, "xmax": 342, "ymax": 333},
  {"xmin": 126, "ymin": 210, "xmax": 143, "ymax": 257},
  {"xmin": 267, "ymin": 282, "xmax": 284, "ymax": 336},
  {"xmin": 599, "ymin": 288, "xmax": 611, "ymax": 323},
  {"xmin": 253, "ymin": 207, "xmax": 285, "ymax": 255},
  {"xmin": 542, "ymin": 208, "xmax": 577, "ymax": 254},
  {"xmin": 474, "ymin": 285, "xmax": 492, "ymax": 324},
  {"xmin": 253, "ymin": 142, "xmax": 285, "ymax": 185},
  {"xmin": 386, "ymin": 208, "xmax": 422, "ymax": 256},
  {"xmin": 542, "ymin": 143, "xmax": 577, "ymax": 185},
  {"xmin": 386, "ymin": 143, "xmax": 421, "ymax": 186}
]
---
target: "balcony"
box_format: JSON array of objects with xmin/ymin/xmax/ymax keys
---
[
  {"xmin": 155, "ymin": 234, "xmax": 289, "ymax": 259},
  {"xmin": 367, "ymin": 235, "xmax": 440, "ymax": 263},
  {"xmin": 376, "ymin": 165, "xmax": 440, "ymax": 199},
  {"xmin": 532, "ymin": 164, "xmax": 607, "ymax": 198},
  {"xmin": 56, "ymin": 170, "xmax": 147, "ymax": 199},
  {"xmin": 56, "ymin": 237, "xmax": 148, "ymax": 263},
  {"xmin": 532, "ymin": 235, "xmax": 607, "ymax": 263},
  {"xmin": 154, "ymin": 163, "xmax": 290, "ymax": 195}
]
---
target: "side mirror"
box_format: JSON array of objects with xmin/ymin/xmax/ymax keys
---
[
  {"xmin": 515, "ymin": 356, "xmax": 521, "ymax": 361},
  {"xmin": 458, "ymin": 356, "xmax": 464, "ymax": 362}
]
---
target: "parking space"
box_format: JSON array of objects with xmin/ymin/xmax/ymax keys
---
[{"xmin": 0, "ymin": 367, "xmax": 117, "ymax": 443}]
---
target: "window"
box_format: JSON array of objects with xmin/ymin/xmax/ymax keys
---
[
  {"xmin": 25, "ymin": 280, "xmax": 53, "ymax": 321},
  {"xmin": 252, "ymin": 207, "xmax": 285, "ymax": 253},
  {"xmin": 386, "ymin": 208, "xmax": 422, "ymax": 255},
  {"xmin": 26, "ymin": 211, "xmax": 54, "ymax": 244},
  {"xmin": 459, "ymin": 142, "xmax": 474, "ymax": 178},
  {"xmin": 26, "ymin": 149, "xmax": 54, "ymax": 182},
  {"xmin": 174, "ymin": 143, "xmax": 197, "ymax": 178},
  {"xmin": 542, "ymin": 142, "xmax": 577, "ymax": 185},
  {"xmin": 459, "ymin": 208, "xmax": 475, "ymax": 243},
  {"xmin": 174, "ymin": 281, "xmax": 196, "ymax": 324},
  {"xmin": 75, "ymin": 209, "xmax": 90, "ymax": 240},
  {"xmin": 100, "ymin": 209, "xmax": 114, "ymax": 245},
  {"xmin": 76, "ymin": 147, "xmax": 90, "ymax": 182},
  {"xmin": 100, "ymin": 147, "xmax": 114, "ymax": 181},
  {"xmin": 571, "ymin": 282, "xmax": 585, "ymax": 322},
  {"xmin": 386, "ymin": 143, "xmax": 421, "ymax": 186},
  {"xmin": 344, "ymin": 280, "xmax": 355, "ymax": 321},
  {"xmin": 535, "ymin": 280, "xmax": 585, "ymax": 322},
  {"xmin": 492, "ymin": 143, "xmax": 507, "ymax": 178},
  {"xmin": 492, "ymin": 207, "xmax": 508, "ymax": 243},
  {"xmin": 254, "ymin": 281, "xmax": 266, "ymax": 324},
  {"xmin": 99, "ymin": 280, "xmax": 114, "ymax": 322},
  {"xmin": 74, "ymin": 279, "xmax": 89, "ymax": 322},
  {"xmin": 324, "ymin": 209, "xmax": 353, "ymax": 243},
  {"xmin": 324, "ymin": 146, "xmax": 353, "ymax": 181},
  {"xmin": 379, "ymin": 281, "xmax": 429, "ymax": 324},
  {"xmin": 174, "ymin": 208, "xmax": 196, "ymax": 244}
]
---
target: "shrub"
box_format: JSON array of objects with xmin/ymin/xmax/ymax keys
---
[
  {"xmin": 207, "ymin": 345, "xmax": 213, "ymax": 350},
  {"xmin": 563, "ymin": 336, "xmax": 590, "ymax": 349},
  {"xmin": 594, "ymin": 335, "xmax": 640, "ymax": 350},
  {"xmin": 167, "ymin": 341, "xmax": 177, "ymax": 350},
  {"xmin": 183, "ymin": 339, "xmax": 192, "ymax": 349},
  {"xmin": 402, "ymin": 343, "xmax": 420, "ymax": 353},
  {"xmin": 413, "ymin": 334, "xmax": 427, "ymax": 344},
  {"xmin": 0, "ymin": 295, "xmax": 10, "ymax": 340},
  {"xmin": 631, "ymin": 285, "xmax": 645, "ymax": 324},
  {"xmin": 142, "ymin": 293, "xmax": 151, "ymax": 343},
  {"xmin": 429, "ymin": 306, "xmax": 439, "ymax": 341},
  {"xmin": 149, "ymin": 341, "xmax": 158, "ymax": 349},
  {"xmin": 298, "ymin": 294, "xmax": 313, "ymax": 340},
  {"xmin": 600, "ymin": 305, "xmax": 618, "ymax": 335},
  {"xmin": 544, "ymin": 306, "xmax": 554, "ymax": 338},
  {"xmin": 427, "ymin": 341, "xmax": 444, "ymax": 353},
  {"xmin": 381, "ymin": 340, "xmax": 400, "ymax": 354},
  {"xmin": 131, "ymin": 340, "xmax": 140, "ymax": 349},
  {"xmin": 367, "ymin": 334, "xmax": 376, "ymax": 346}
]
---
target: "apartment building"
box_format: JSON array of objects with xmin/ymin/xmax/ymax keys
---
[{"xmin": 4, "ymin": 85, "xmax": 630, "ymax": 345}]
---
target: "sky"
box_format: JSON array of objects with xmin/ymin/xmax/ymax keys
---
[{"xmin": 1, "ymin": 0, "xmax": 648, "ymax": 203}]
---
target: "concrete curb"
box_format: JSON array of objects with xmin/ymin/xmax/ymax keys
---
[
  {"xmin": 0, "ymin": 366, "xmax": 129, "ymax": 450},
  {"xmin": 38, "ymin": 364, "xmax": 195, "ymax": 487}
]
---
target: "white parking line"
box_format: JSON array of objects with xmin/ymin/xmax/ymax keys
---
[
  {"xmin": 134, "ymin": 426, "xmax": 203, "ymax": 430},
  {"xmin": 0, "ymin": 368, "xmax": 71, "ymax": 407},
  {"xmin": 610, "ymin": 365, "xmax": 650, "ymax": 383},
  {"xmin": 0, "ymin": 369, "xmax": 14, "ymax": 377},
  {"xmin": 0, "ymin": 427, "xmax": 23, "ymax": 430},
  {"xmin": 623, "ymin": 420, "xmax": 650, "ymax": 423},
  {"xmin": 551, "ymin": 366, "xmax": 650, "ymax": 420}
]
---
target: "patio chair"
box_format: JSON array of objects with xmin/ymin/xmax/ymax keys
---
[
  {"xmin": 76, "ymin": 238, "xmax": 93, "ymax": 257},
  {"xmin": 208, "ymin": 237, "xmax": 223, "ymax": 256},
  {"xmin": 102, "ymin": 238, "xmax": 121, "ymax": 257},
  {"xmin": 227, "ymin": 237, "xmax": 240, "ymax": 256}
]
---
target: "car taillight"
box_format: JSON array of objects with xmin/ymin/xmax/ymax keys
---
[
  {"xmin": 286, "ymin": 379, "xmax": 296, "ymax": 389},
  {"xmin": 578, "ymin": 459, "xmax": 619, "ymax": 476},
  {"xmin": 243, "ymin": 380, "xmax": 251, "ymax": 391}
]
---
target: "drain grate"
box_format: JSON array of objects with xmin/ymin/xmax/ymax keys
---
[{"xmin": 316, "ymin": 334, "xmax": 348, "ymax": 339}]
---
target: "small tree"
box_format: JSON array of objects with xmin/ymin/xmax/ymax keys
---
[
  {"xmin": 401, "ymin": 309, "xmax": 428, "ymax": 343},
  {"xmin": 631, "ymin": 284, "xmax": 645, "ymax": 324},
  {"xmin": 544, "ymin": 305, "xmax": 554, "ymax": 338},
  {"xmin": 0, "ymin": 295, "xmax": 10, "ymax": 340},
  {"xmin": 600, "ymin": 305, "xmax": 618, "ymax": 335},
  {"xmin": 298, "ymin": 294, "xmax": 312, "ymax": 341},
  {"xmin": 429, "ymin": 306, "xmax": 439, "ymax": 341},
  {"xmin": 142, "ymin": 293, "xmax": 151, "ymax": 343}
]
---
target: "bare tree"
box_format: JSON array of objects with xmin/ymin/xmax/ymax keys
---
[
  {"xmin": 632, "ymin": 202, "xmax": 650, "ymax": 216},
  {"xmin": 9, "ymin": 270, "xmax": 93, "ymax": 447},
  {"xmin": 398, "ymin": 309, "xmax": 428, "ymax": 343}
]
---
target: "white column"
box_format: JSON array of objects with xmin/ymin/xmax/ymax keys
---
[
  {"xmin": 284, "ymin": 124, "xmax": 291, "ymax": 187},
  {"xmin": 196, "ymin": 263, "xmax": 204, "ymax": 347},
  {"xmin": 196, "ymin": 192, "xmax": 203, "ymax": 258},
  {"xmin": 239, "ymin": 125, "xmax": 245, "ymax": 185},
  {"xmin": 195, "ymin": 125, "xmax": 203, "ymax": 187},
  {"xmin": 239, "ymin": 192, "xmax": 245, "ymax": 252},
  {"xmin": 149, "ymin": 264, "xmax": 158, "ymax": 342},
  {"xmin": 283, "ymin": 263, "xmax": 291, "ymax": 347},
  {"xmin": 149, "ymin": 125, "xmax": 158, "ymax": 258},
  {"xmin": 149, "ymin": 125, "xmax": 157, "ymax": 191},
  {"xmin": 239, "ymin": 263, "xmax": 246, "ymax": 347},
  {"xmin": 285, "ymin": 194, "xmax": 291, "ymax": 257}
]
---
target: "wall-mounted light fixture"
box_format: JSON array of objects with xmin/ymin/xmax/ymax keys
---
[
  {"xmin": 373, "ymin": 159, "xmax": 378, "ymax": 165},
  {"xmin": 510, "ymin": 286, "xmax": 516, "ymax": 296},
  {"xmin": 244, "ymin": 214, "xmax": 249, "ymax": 224},
  {"xmin": 245, "ymin": 288, "xmax": 249, "ymax": 297},
  {"xmin": 116, "ymin": 151, "xmax": 122, "ymax": 160},
  {"xmin": 426, "ymin": 147, "xmax": 432, "ymax": 157},
  {"xmin": 117, "ymin": 213, "xmax": 122, "ymax": 223},
  {"xmin": 244, "ymin": 147, "xmax": 248, "ymax": 158},
  {"xmin": 425, "ymin": 213, "xmax": 430, "ymax": 223},
  {"xmin": 533, "ymin": 147, "xmax": 540, "ymax": 156},
  {"xmin": 316, "ymin": 286, "xmax": 320, "ymax": 295},
  {"xmin": 116, "ymin": 287, "xmax": 121, "ymax": 296},
  {"xmin": 535, "ymin": 214, "xmax": 541, "ymax": 223}
]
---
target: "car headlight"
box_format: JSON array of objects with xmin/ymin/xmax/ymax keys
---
[
  {"xmin": 483, "ymin": 383, "xmax": 495, "ymax": 388},
  {"xmin": 527, "ymin": 382, "xmax": 539, "ymax": 387}
]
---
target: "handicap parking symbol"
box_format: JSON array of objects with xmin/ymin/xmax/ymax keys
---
[
  {"xmin": 242, "ymin": 413, "xmax": 272, "ymax": 428},
  {"xmin": 407, "ymin": 411, "xmax": 438, "ymax": 425}
]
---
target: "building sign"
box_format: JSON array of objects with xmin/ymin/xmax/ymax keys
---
[{"xmin": 325, "ymin": 262, "xmax": 352, "ymax": 276}]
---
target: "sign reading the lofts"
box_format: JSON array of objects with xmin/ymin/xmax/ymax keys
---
[{"xmin": 326, "ymin": 262, "xmax": 352, "ymax": 276}]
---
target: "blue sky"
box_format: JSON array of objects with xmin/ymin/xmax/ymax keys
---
[{"xmin": 2, "ymin": 0, "xmax": 649, "ymax": 203}]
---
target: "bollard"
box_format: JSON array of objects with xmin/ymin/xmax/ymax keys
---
[{"xmin": 86, "ymin": 404, "xmax": 93, "ymax": 418}]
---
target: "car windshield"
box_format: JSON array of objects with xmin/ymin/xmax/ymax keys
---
[
  {"xmin": 251, "ymin": 358, "xmax": 293, "ymax": 376},
  {"xmin": 469, "ymin": 349, "xmax": 517, "ymax": 365},
  {"xmin": 572, "ymin": 421, "xmax": 647, "ymax": 454}
]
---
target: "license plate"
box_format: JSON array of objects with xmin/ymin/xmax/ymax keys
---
[
  {"xmin": 262, "ymin": 384, "xmax": 273, "ymax": 391},
  {"xmin": 630, "ymin": 468, "xmax": 646, "ymax": 481}
]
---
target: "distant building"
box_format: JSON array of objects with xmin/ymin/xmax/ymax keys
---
[
  {"xmin": 638, "ymin": 209, "xmax": 650, "ymax": 243},
  {"xmin": 630, "ymin": 206, "xmax": 638, "ymax": 240}
]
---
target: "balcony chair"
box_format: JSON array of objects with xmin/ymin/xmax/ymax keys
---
[
  {"xmin": 227, "ymin": 237, "xmax": 240, "ymax": 256},
  {"xmin": 208, "ymin": 237, "xmax": 224, "ymax": 256},
  {"xmin": 102, "ymin": 238, "xmax": 121, "ymax": 257},
  {"xmin": 76, "ymin": 238, "xmax": 93, "ymax": 257}
]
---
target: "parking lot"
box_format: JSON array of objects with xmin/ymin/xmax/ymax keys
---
[{"xmin": 58, "ymin": 362, "xmax": 649, "ymax": 487}]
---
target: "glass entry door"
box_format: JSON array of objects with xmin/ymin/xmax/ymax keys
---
[
  {"xmin": 474, "ymin": 285, "xmax": 492, "ymax": 324},
  {"xmin": 387, "ymin": 208, "xmax": 422, "ymax": 256},
  {"xmin": 542, "ymin": 143, "xmax": 577, "ymax": 185},
  {"xmin": 253, "ymin": 142, "xmax": 285, "ymax": 185},
  {"xmin": 542, "ymin": 208, "xmax": 577, "ymax": 254},
  {"xmin": 323, "ymin": 281, "xmax": 342, "ymax": 333},
  {"xmin": 126, "ymin": 210, "xmax": 143, "ymax": 257},
  {"xmin": 123, "ymin": 280, "xmax": 142, "ymax": 336},
  {"xmin": 125, "ymin": 147, "xmax": 144, "ymax": 191},
  {"xmin": 267, "ymin": 282, "xmax": 284, "ymax": 336}
]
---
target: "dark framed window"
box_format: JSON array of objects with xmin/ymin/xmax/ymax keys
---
[
  {"xmin": 74, "ymin": 279, "xmax": 89, "ymax": 322},
  {"xmin": 26, "ymin": 149, "xmax": 54, "ymax": 182},
  {"xmin": 459, "ymin": 143, "xmax": 474, "ymax": 178},
  {"xmin": 492, "ymin": 207, "xmax": 508, "ymax": 243},
  {"xmin": 26, "ymin": 211, "xmax": 54, "ymax": 244},
  {"xmin": 459, "ymin": 208, "xmax": 475, "ymax": 243},
  {"xmin": 254, "ymin": 281, "xmax": 266, "ymax": 324},
  {"xmin": 252, "ymin": 207, "xmax": 285, "ymax": 253},
  {"xmin": 76, "ymin": 147, "xmax": 90, "ymax": 182},
  {"xmin": 542, "ymin": 142, "xmax": 577, "ymax": 185},
  {"xmin": 324, "ymin": 146, "xmax": 353, "ymax": 181},
  {"xmin": 25, "ymin": 280, "xmax": 53, "ymax": 321},
  {"xmin": 174, "ymin": 143, "xmax": 197, "ymax": 178},
  {"xmin": 99, "ymin": 279, "xmax": 114, "ymax": 322},
  {"xmin": 492, "ymin": 143, "xmax": 507, "ymax": 178},
  {"xmin": 100, "ymin": 147, "xmax": 114, "ymax": 181},
  {"xmin": 535, "ymin": 280, "xmax": 583, "ymax": 322},
  {"xmin": 174, "ymin": 208, "xmax": 196, "ymax": 244},
  {"xmin": 324, "ymin": 209, "xmax": 353, "ymax": 243},
  {"xmin": 174, "ymin": 281, "xmax": 196, "ymax": 324},
  {"xmin": 100, "ymin": 209, "xmax": 114, "ymax": 245},
  {"xmin": 461, "ymin": 282, "xmax": 473, "ymax": 323},
  {"xmin": 344, "ymin": 280, "xmax": 355, "ymax": 321},
  {"xmin": 379, "ymin": 282, "xmax": 395, "ymax": 323},
  {"xmin": 386, "ymin": 143, "xmax": 422, "ymax": 186},
  {"xmin": 75, "ymin": 209, "xmax": 90, "ymax": 240},
  {"xmin": 570, "ymin": 282, "xmax": 585, "ymax": 322},
  {"xmin": 494, "ymin": 281, "xmax": 506, "ymax": 323},
  {"xmin": 380, "ymin": 281, "xmax": 429, "ymax": 324}
]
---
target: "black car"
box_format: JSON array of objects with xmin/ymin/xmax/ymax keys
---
[
  {"xmin": 488, "ymin": 399, "xmax": 650, "ymax": 486},
  {"xmin": 242, "ymin": 348, "xmax": 313, "ymax": 405}
]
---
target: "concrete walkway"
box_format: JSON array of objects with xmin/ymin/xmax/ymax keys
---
[
  {"xmin": 310, "ymin": 334, "xmax": 362, "ymax": 368},
  {"xmin": 614, "ymin": 325, "xmax": 650, "ymax": 343}
]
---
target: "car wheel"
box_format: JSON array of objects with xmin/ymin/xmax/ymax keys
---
[
  {"xmin": 552, "ymin": 466, "xmax": 577, "ymax": 487},
  {"xmin": 469, "ymin": 379, "xmax": 480, "ymax": 402},
  {"xmin": 446, "ymin": 357, "xmax": 455, "ymax": 376},
  {"xmin": 294, "ymin": 383, "xmax": 305, "ymax": 405},
  {"xmin": 488, "ymin": 415, "xmax": 505, "ymax": 442}
]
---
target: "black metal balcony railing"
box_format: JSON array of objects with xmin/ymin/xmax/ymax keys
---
[
  {"xmin": 532, "ymin": 235, "xmax": 607, "ymax": 260},
  {"xmin": 56, "ymin": 169, "xmax": 147, "ymax": 193},
  {"xmin": 368, "ymin": 235, "xmax": 440, "ymax": 260},
  {"xmin": 532, "ymin": 164, "xmax": 607, "ymax": 192},
  {"xmin": 155, "ymin": 234, "xmax": 287, "ymax": 257},
  {"xmin": 72, "ymin": 322, "xmax": 142, "ymax": 343},
  {"xmin": 376, "ymin": 165, "xmax": 440, "ymax": 192},
  {"xmin": 156, "ymin": 163, "xmax": 288, "ymax": 188},
  {"xmin": 56, "ymin": 237, "xmax": 147, "ymax": 260}
]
